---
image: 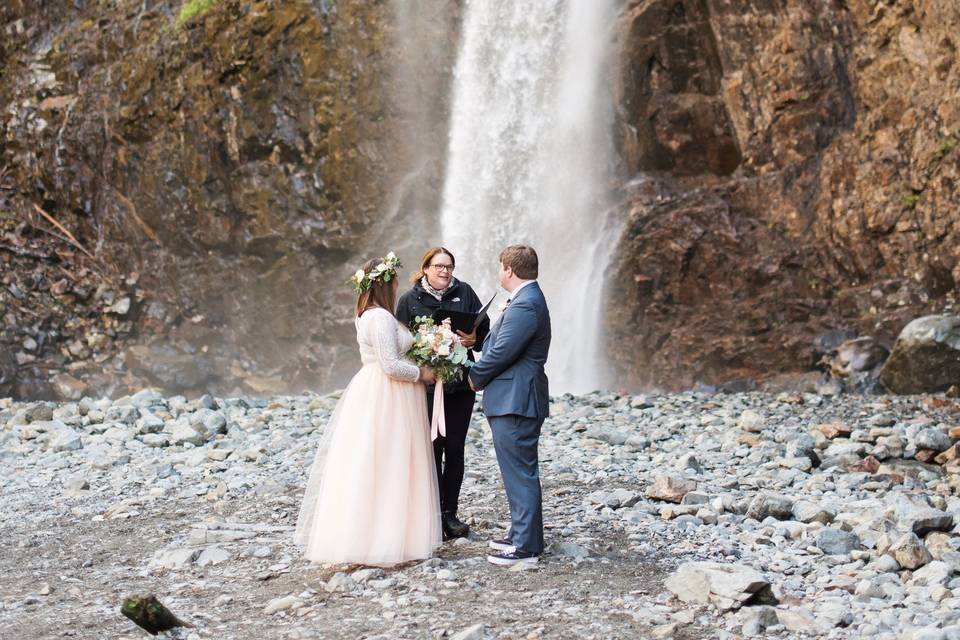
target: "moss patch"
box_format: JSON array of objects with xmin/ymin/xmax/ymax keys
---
[{"xmin": 176, "ymin": 0, "xmax": 219, "ymax": 29}]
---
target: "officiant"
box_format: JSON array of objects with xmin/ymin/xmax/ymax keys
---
[{"xmin": 397, "ymin": 247, "xmax": 491, "ymax": 540}]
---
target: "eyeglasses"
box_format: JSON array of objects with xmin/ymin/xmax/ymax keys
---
[{"xmin": 429, "ymin": 264, "xmax": 454, "ymax": 273}]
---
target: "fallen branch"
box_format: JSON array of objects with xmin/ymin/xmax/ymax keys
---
[{"xmin": 32, "ymin": 203, "xmax": 96, "ymax": 260}]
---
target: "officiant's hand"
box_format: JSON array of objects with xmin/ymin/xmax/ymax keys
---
[
  {"xmin": 419, "ymin": 366, "xmax": 436, "ymax": 385},
  {"xmin": 456, "ymin": 329, "xmax": 477, "ymax": 349}
]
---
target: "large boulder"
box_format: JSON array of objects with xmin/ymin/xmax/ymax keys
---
[
  {"xmin": 665, "ymin": 562, "xmax": 775, "ymax": 612},
  {"xmin": 880, "ymin": 315, "xmax": 960, "ymax": 394}
]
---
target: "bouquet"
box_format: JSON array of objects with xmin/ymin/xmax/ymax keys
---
[{"xmin": 407, "ymin": 316, "xmax": 471, "ymax": 383}]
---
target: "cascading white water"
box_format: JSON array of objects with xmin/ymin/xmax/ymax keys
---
[{"xmin": 439, "ymin": 0, "xmax": 620, "ymax": 393}]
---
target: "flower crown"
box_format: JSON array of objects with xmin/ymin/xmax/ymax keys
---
[{"xmin": 348, "ymin": 252, "xmax": 403, "ymax": 293}]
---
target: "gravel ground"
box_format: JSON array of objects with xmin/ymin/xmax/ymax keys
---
[{"xmin": 2, "ymin": 390, "xmax": 960, "ymax": 639}]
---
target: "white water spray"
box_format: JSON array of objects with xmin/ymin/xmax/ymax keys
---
[{"xmin": 439, "ymin": 0, "xmax": 620, "ymax": 392}]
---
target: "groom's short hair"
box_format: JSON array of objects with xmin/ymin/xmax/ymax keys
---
[{"xmin": 500, "ymin": 245, "xmax": 538, "ymax": 280}]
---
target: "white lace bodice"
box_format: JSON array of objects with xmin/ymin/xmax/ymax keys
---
[{"xmin": 356, "ymin": 308, "xmax": 420, "ymax": 382}]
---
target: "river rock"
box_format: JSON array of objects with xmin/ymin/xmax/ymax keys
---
[
  {"xmin": 888, "ymin": 533, "xmax": 933, "ymax": 570},
  {"xmin": 737, "ymin": 410, "xmax": 765, "ymax": 433},
  {"xmin": 792, "ymin": 500, "xmax": 835, "ymax": 524},
  {"xmin": 880, "ymin": 315, "xmax": 960, "ymax": 394},
  {"xmin": 746, "ymin": 493, "xmax": 794, "ymax": 521},
  {"xmin": 895, "ymin": 496, "xmax": 954, "ymax": 536},
  {"xmin": 646, "ymin": 475, "xmax": 696, "ymax": 503},
  {"xmin": 816, "ymin": 529, "xmax": 861, "ymax": 555},
  {"xmin": 915, "ymin": 428, "xmax": 952, "ymax": 452},
  {"xmin": 665, "ymin": 562, "xmax": 773, "ymax": 611},
  {"xmin": 264, "ymin": 595, "xmax": 303, "ymax": 615}
]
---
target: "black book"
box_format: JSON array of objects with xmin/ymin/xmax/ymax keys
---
[{"xmin": 432, "ymin": 292, "xmax": 497, "ymax": 333}]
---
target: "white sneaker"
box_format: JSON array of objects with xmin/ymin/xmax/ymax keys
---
[
  {"xmin": 487, "ymin": 550, "xmax": 539, "ymax": 566},
  {"xmin": 488, "ymin": 537, "xmax": 514, "ymax": 552}
]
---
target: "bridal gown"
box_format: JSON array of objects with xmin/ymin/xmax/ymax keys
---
[{"xmin": 295, "ymin": 307, "xmax": 442, "ymax": 566}]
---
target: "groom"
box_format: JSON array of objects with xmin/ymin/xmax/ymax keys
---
[{"xmin": 468, "ymin": 245, "xmax": 551, "ymax": 566}]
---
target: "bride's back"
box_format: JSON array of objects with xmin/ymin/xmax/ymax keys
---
[{"xmin": 356, "ymin": 307, "xmax": 413, "ymax": 368}]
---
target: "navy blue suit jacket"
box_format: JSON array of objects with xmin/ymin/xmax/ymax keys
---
[{"xmin": 468, "ymin": 282, "xmax": 551, "ymax": 419}]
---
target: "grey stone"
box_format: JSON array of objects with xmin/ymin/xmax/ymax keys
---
[
  {"xmin": 196, "ymin": 546, "xmax": 232, "ymax": 566},
  {"xmin": 888, "ymin": 532, "xmax": 933, "ymax": 570},
  {"xmin": 880, "ymin": 314, "xmax": 960, "ymax": 394},
  {"xmin": 451, "ymin": 624, "xmax": 487, "ymax": 640},
  {"xmin": 263, "ymin": 595, "xmax": 303, "ymax": 615},
  {"xmin": 50, "ymin": 430, "xmax": 82, "ymax": 452},
  {"xmin": 675, "ymin": 452, "xmax": 702, "ymax": 473},
  {"xmin": 792, "ymin": 500, "xmax": 835, "ymax": 524},
  {"xmin": 910, "ymin": 561, "xmax": 954, "ymax": 587},
  {"xmin": 739, "ymin": 605, "xmax": 779, "ymax": 636},
  {"xmin": 915, "ymin": 428, "xmax": 952, "ymax": 452},
  {"xmin": 170, "ymin": 424, "xmax": 205, "ymax": 447},
  {"xmin": 680, "ymin": 491, "xmax": 710, "ymax": 506},
  {"xmin": 136, "ymin": 409, "xmax": 165, "ymax": 434},
  {"xmin": 325, "ymin": 572, "xmax": 357, "ymax": 593},
  {"xmin": 552, "ymin": 541, "xmax": 591, "ymax": 559},
  {"xmin": 152, "ymin": 548, "xmax": 200, "ymax": 569},
  {"xmin": 131, "ymin": 389, "xmax": 165, "ymax": 408},
  {"xmin": 665, "ymin": 562, "xmax": 771, "ymax": 612},
  {"xmin": 141, "ymin": 433, "xmax": 170, "ymax": 448},
  {"xmin": 737, "ymin": 410, "xmax": 765, "ymax": 433},
  {"xmin": 895, "ymin": 496, "xmax": 954, "ymax": 536},
  {"xmin": 746, "ymin": 493, "xmax": 794, "ymax": 521},
  {"xmin": 606, "ymin": 488, "xmax": 640, "ymax": 509},
  {"xmin": 776, "ymin": 608, "xmax": 832, "ymax": 635},
  {"xmin": 816, "ymin": 528, "xmax": 861, "ymax": 555}
]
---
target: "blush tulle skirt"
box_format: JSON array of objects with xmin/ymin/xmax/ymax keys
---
[{"xmin": 294, "ymin": 364, "xmax": 442, "ymax": 566}]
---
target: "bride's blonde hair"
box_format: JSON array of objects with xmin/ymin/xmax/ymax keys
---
[{"xmin": 356, "ymin": 258, "xmax": 399, "ymax": 317}]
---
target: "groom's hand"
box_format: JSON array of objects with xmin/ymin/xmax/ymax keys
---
[{"xmin": 468, "ymin": 375, "xmax": 479, "ymax": 392}]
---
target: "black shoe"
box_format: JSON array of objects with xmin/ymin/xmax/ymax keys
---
[
  {"xmin": 488, "ymin": 537, "xmax": 514, "ymax": 552},
  {"xmin": 442, "ymin": 513, "xmax": 470, "ymax": 539},
  {"xmin": 487, "ymin": 549, "xmax": 539, "ymax": 567}
]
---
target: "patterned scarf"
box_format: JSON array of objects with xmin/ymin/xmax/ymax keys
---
[{"xmin": 420, "ymin": 276, "xmax": 454, "ymax": 301}]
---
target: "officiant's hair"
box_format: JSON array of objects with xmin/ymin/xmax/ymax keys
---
[
  {"xmin": 500, "ymin": 245, "xmax": 538, "ymax": 279},
  {"xmin": 356, "ymin": 258, "xmax": 399, "ymax": 317},
  {"xmin": 411, "ymin": 247, "xmax": 456, "ymax": 282}
]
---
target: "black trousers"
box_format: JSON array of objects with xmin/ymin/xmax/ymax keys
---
[{"xmin": 426, "ymin": 388, "xmax": 476, "ymax": 516}]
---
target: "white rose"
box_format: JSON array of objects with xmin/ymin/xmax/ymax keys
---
[
  {"xmin": 386, "ymin": 251, "xmax": 396, "ymax": 260},
  {"xmin": 354, "ymin": 269, "xmax": 365, "ymax": 280},
  {"xmin": 376, "ymin": 262, "xmax": 387, "ymax": 272},
  {"xmin": 437, "ymin": 344, "xmax": 451, "ymax": 357}
]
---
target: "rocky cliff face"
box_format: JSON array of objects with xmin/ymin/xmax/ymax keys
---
[
  {"xmin": 1, "ymin": 0, "xmax": 411, "ymax": 398},
  {"xmin": 2, "ymin": 0, "xmax": 958, "ymax": 399},
  {"xmin": 606, "ymin": 0, "xmax": 960, "ymax": 391}
]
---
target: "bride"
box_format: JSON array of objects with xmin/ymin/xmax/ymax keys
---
[{"xmin": 295, "ymin": 252, "xmax": 443, "ymax": 566}]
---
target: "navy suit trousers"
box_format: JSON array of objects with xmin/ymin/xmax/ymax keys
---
[{"xmin": 489, "ymin": 414, "xmax": 544, "ymax": 554}]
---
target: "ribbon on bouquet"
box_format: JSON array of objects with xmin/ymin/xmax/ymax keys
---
[{"xmin": 431, "ymin": 382, "xmax": 447, "ymax": 442}]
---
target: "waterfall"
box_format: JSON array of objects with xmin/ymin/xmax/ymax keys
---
[{"xmin": 439, "ymin": 0, "xmax": 619, "ymax": 393}]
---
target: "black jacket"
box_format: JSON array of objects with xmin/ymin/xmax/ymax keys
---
[{"xmin": 396, "ymin": 278, "xmax": 492, "ymax": 395}]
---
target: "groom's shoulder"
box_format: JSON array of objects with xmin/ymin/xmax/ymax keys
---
[{"xmin": 526, "ymin": 283, "xmax": 547, "ymax": 305}]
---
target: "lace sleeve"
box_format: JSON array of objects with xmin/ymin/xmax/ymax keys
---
[{"xmin": 368, "ymin": 309, "xmax": 421, "ymax": 382}]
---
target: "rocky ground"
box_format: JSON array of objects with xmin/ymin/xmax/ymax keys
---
[{"xmin": 3, "ymin": 389, "xmax": 960, "ymax": 639}]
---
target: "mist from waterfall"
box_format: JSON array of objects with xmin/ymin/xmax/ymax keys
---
[{"xmin": 439, "ymin": 0, "xmax": 620, "ymax": 393}]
